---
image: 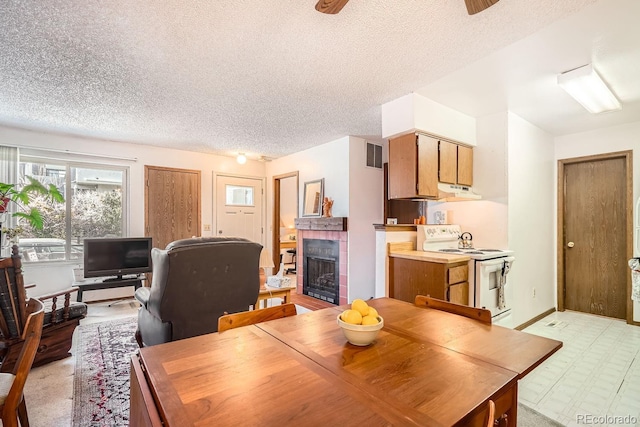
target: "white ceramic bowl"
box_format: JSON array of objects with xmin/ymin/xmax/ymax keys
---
[{"xmin": 336, "ymin": 314, "xmax": 384, "ymax": 346}]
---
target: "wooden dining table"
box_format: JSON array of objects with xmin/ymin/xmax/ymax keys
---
[{"xmin": 130, "ymin": 297, "xmax": 562, "ymax": 427}]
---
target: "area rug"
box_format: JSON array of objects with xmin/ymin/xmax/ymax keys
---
[{"xmin": 72, "ymin": 316, "xmax": 139, "ymax": 427}]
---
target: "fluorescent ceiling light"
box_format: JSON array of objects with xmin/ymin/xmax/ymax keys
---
[
  {"xmin": 557, "ymin": 64, "xmax": 621, "ymax": 114},
  {"xmin": 236, "ymin": 153, "xmax": 247, "ymax": 164}
]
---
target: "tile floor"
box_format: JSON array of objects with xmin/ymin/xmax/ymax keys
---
[{"xmin": 520, "ymin": 310, "xmax": 640, "ymax": 427}]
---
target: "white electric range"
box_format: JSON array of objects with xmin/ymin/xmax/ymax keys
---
[{"xmin": 416, "ymin": 225, "xmax": 515, "ymax": 324}]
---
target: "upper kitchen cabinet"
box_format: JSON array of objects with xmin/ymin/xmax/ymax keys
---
[
  {"xmin": 439, "ymin": 141, "xmax": 473, "ymax": 187},
  {"xmin": 388, "ymin": 133, "xmax": 473, "ymax": 199},
  {"xmin": 388, "ymin": 133, "xmax": 438, "ymax": 199}
]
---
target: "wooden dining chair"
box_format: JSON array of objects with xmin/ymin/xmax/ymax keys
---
[
  {"xmin": 218, "ymin": 303, "xmax": 297, "ymax": 332},
  {"xmin": 415, "ymin": 295, "xmax": 492, "ymax": 325},
  {"xmin": 486, "ymin": 399, "xmax": 495, "ymax": 427},
  {"xmin": 0, "ymin": 297, "xmax": 44, "ymax": 427}
]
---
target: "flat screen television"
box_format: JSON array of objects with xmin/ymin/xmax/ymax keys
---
[{"xmin": 83, "ymin": 237, "xmax": 153, "ymax": 280}]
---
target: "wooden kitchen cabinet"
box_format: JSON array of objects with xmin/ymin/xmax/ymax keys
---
[
  {"xmin": 439, "ymin": 140, "xmax": 473, "ymax": 187},
  {"xmin": 388, "ymin": 133, "xmax": 473, "ymax": 199},
  {"xmin": 389, "ymin": 257, "xmax": 468, "ymax": 305},
  {"xmin": 388, "ymin": 133, "xmax": 438, "ymax": 199},
  {"xmin": 456, "ymin": 144, "xmax": 473, "ymax": 186}
]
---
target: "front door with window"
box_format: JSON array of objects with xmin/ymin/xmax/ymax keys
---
[{"xmin": 215, "ymin": 174, "xmax": 263, "ymax": 243}]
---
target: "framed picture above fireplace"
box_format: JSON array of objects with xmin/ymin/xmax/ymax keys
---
[{"xmin": 302, "ymin": 178, "xmax": 324, "ymax": 217}]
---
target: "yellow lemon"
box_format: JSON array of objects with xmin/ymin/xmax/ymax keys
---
[
  {"xmin": 341, "ymin": 309, "xmax": 363, "ymax": 325},
  {"xmin": 367, "ymin": 307, "xmax": 378, "ymax": 318},
  {"xmin": 351, "ymin": 299, "xmax": 370, "ymax": 317},
  {"xmin": 361, "ymin": 315, "xmax": 379, "ymax": 325}
]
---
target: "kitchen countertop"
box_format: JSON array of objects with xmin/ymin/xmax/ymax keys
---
[
  {"xmin": 373, "ymin": 224, "xmax": 417, "ymax": 231},
  {"xmin": 389, "ymin": 249, "xmax": 470, "ymax": 264}
]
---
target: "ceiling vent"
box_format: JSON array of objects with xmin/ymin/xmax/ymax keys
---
[{"xmin": 366, "ymin": 142, "xmax": 382, "ymax": 169}]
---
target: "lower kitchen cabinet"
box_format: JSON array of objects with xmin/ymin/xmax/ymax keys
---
[
  {"xmin": 389, "ymin": 257, "xmax": 469, "ymax": 305},
  {"xmin": 447, "ymin": 282, "xmax": 469, "ymax": 305}
]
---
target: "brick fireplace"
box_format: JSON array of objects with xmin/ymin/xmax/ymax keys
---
[{"xmin": 294, "ymin": 217, "xmax": 348, "ymax": 306}]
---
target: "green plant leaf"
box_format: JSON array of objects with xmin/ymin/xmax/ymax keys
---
[
  {"xmin": 48, "ymin": 184, "xmax": 65, "ymax": 203},
  {"xmin": 1, "ymin": 177, "xmax": 64, "ymax": 230},
  {"xmin": 13, "ymin": 208, "xmax": 44, "ymax": 229},
  {"xmin": 0, "ymin": 182, "xmax": 16, "ymax": 197}
]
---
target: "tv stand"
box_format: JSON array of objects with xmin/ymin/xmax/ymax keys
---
[
  {"xmin": 103, "ymin": 275, "xmax": 131, "ymax": 283},
  {"xmin": 75, "ymin": 276, "xmax": 144, "ymax": 302}
]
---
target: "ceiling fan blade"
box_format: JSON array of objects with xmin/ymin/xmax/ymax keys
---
[
  {"xmin": 315, "ymin": 0, "xmax": 350, "ymax": 14},
  {"xmin": 464, "ymin": 0, "xmax": 500, "ymax": 15}
]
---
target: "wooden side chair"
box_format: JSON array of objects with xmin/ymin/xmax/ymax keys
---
[
  {"xmin": 218, "ymin": 303, "xmax": 297, "ymax": 333},
  {"xmin": 486, "ymin": 399, "xmax": 495, "ymax": 427},
  {"xmin": 0, "ymin": 297, "xmax": 44, "ymax": 427},
  {"xmin": 0, "ymin": 245, "xmax": 87, "ymax": 373},
  {"xmin": 415, "ymin": 295, "xmax": 492, "ymax": 325}
]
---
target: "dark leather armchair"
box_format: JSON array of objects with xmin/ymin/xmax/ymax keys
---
[{"xmin": 134, "ymin": 237, "xmax": 262, "ymax": 347}]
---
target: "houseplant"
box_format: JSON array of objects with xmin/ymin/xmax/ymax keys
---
[{"xmin": 0, "ymin": 177, "xmax": 64, "ymax": 231}]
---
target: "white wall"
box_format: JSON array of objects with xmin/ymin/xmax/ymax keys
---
[
  {"xmin": 266, "ymin": 136, "xmax": 350, "ymax": 226},
  {"xmin": 1, "ymin": 125, "xmax": 265, "ymax": 300},
  {"xmin": 348, "ymin": 137, "xmax": 385, "ymax": 301},
  {"xmin": 555, "ymin": 120, "xmax": 640, "ymax": 321},
  {"xmin": 507, "ymin": 112, "xmax": 556, "ymax": 327},
  {"xmin": 381, "ymin": 93, "xmax": 477, "ymax": 146}
]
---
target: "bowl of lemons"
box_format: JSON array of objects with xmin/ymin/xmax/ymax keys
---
[{"xmin": 337, "ymin": 299, "xmax": 383, "ymax": 346}]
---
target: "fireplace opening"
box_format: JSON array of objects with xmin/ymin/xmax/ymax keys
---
[{"xmin": 303, "ymin": 239, "xmax": 339, "ymax": 305}]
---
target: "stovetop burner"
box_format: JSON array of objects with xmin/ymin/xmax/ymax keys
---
[
  {"xmin": 434, "ymin": 248, "xmax": 513, "ymax": 260},
  {"xmin": 418, "ymin": 226, "xmax": 514, "ymax": 259}
]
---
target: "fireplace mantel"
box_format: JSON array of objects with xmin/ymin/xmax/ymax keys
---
[{"xmin": 294, "ymin": 217, "xmax": 347, "ymax": 231}]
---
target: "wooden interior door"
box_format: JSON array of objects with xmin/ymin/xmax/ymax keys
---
[
  {"xmin": 559, "ymin": 152, "xmax": 632, "ymax": 320},
  {"xmin": 145, "ymin": 166, "xmax": 201, "ymax": 250}
]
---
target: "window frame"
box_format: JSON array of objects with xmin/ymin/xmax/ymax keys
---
[{"xmin": 18, "ymin": 154, "xmax": 130, "ymax": 263}]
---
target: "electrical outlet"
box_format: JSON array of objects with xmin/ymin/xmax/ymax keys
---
[
  {"xmin": 204, "ymin": 224, "xmax": 211, "ymax": 231},
  {"xmin": 532, "ymin": 288, "xmax": 536, "ymax": 298}
]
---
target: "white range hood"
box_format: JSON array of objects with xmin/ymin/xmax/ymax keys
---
[{"xmin": 436, "ymin": 183, "xmax": 481, "ymax": 202}]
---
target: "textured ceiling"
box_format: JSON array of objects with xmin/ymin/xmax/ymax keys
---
[{"xmin": 0, "ymin": 0, "xmax": 601, "ymax": 160}]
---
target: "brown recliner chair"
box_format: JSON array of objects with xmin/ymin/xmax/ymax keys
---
[{"xmin": 134, "ymin": 237, "xmax": 262, "ymax": 347}]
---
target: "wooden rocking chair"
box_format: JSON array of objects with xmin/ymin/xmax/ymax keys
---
[{"xmin": 0, "ymin": 245, "xmax": 87, "ymax": 373}]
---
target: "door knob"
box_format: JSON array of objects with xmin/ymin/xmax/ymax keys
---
[{"xmin": 567, "ymin": 242, "xmax": 575, "ymax": 248}]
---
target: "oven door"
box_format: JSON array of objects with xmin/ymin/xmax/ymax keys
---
[{"xmin": 475, "ymin": 256, "xmax": 515, "ymax": 317}]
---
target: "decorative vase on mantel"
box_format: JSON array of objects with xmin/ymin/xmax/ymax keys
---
[{"xmin": 322, "ymin": 197, "xmax": 334, "ymax": 218}]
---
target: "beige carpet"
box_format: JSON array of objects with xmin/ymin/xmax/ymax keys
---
[{"xmin": 24, "ymin": 355, "xmax": 75, "ymax": 426}]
